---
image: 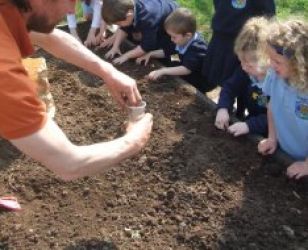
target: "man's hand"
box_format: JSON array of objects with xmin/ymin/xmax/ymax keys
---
[
  {"xmin": 136, "ymin": 53, "xmax": 151, "ymax": 66},
  {"xmin": 113, "ymin": 54, "xmax": 129, "ymax": 65},
  {"xmin": 228, "ymin": 122, "xmax": 249, "ymax": 136},
  {"xmin": 125, "ymin": 113, "xmax": 153, "ymax": 150},
  {"xmin": 147, "ymin": 69, "xmax": 165, "ymax": 81},
  {"xmin": 104, "ymin": 67, "xmax": 142, "ymax": 107},
  {"xmin": 258, "ymin": 138, "xmax": 277, "ymax": 155},
  {"xmin": 215, "ymin": 108, "xmax": 229, "ymax": 130},
  {"xmin": 105, "ymin": 47, "xmax": 122, "ymax": 60}
]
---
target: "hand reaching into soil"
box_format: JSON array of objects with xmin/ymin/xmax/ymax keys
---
[
  {"xmin": 258, "ymin": 138, "xmax": 277, "ymax": 155},
  {"xmin": 136, "ymin": 53, "xmax": 151, "ymax": 66},
  {"xmin": 286, "ymin": 160, "xmax": 308, "ymax": 180},
  {"xmin": 84, "ymin": 28, "xmax": 99, "ymax": 48},
  {"xmin": 113, "ymin": 54, "xmax": 129, "ymax": 65},
  {"xmin": 105, "ymin": 47, "xmax": 122, "ymax": 60},
  {"xmin": 215, "ymin": 108, "xmax": 229, "ymax": 130},
  {"xmin": 99, "ymin": 33, "xmax": 116, "ymax": 49},
  {"xmin": 104, "ymin": 68, "xmax": 142, "ymax": 107},
  {"xmin": 228, "ymin": 122, "xmax": 249, "ymax": 136},
  {"xmin": 147, "ymin": 69, "xmax": 165, "ymax": 81}
]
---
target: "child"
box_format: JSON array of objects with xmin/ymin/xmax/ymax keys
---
[
  {"xmin": 202, "ymin": 0, "xmax": 276, "ymax": 86},
  {"xmin": 101, "ymin": 0, "xmax": 178, "ymax": 65},
  {"xmin": 215, "ymin": 17, "xmax": 269, "ymax": 137},
  {"xmin": 67, "ymin": 0, "xmax": 106, "ymax": 47},
  {"xmin": 137, "ymin": 8, "xmax": 213, "ymax": 93},
  {"xmin": 258, "ymin": 19, "xmax": 308, "ymax": 180}
]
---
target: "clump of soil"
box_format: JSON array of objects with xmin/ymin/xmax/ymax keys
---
[{"xmin": 0, "ymin": 24, "xmax": 307, "ymax": 250}]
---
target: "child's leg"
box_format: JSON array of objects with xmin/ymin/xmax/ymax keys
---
[{"xmin": 202, "ymin": 33, "xmax": 239, "ymax": 87}]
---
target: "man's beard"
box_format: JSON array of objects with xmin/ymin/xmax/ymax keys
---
[{"xmin": 26, "ymin": 14, "xmax": 57, "ymax": 33}]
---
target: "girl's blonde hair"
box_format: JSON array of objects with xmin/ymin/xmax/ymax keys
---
[
  {"xmin": 234, "ymin": 17, "xmax": 270, "ymax": 74},
  {"xmin": 267, "ymin": 18, "xmax": 308, "ymax": 92}
]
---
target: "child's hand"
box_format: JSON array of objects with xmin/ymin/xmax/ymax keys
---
[
  {"xmin": 215, "ymin": 108, "xmax": 229, "ymax": 130},
  {"xmin": 105, "ymin": 47, "xmax": 122, "ymax": 59},
  {"xmin": 94, "ymin": 31, "xmax": 106, "ymax": 45},
  {"xmin": 136, "ymin": 54, "xmax": 151, "ymax": 66},
  {"xmin": 258, "ymin": 138, "xmax": 277, "ymax": 155},
  {"xmin": 227, "ymin": 122, "xmax": 249, "ymax": 136},
  {"xmin": 147, "ymin": 69, "xmax": 164, "ymax": 81},
  {"xmin": 113, "ymin": 54, "xmax": 129, "ymax": 65},
  {"xmin": 99, "ymin": 34, "xmax": 116, "ymax": 49},
  {"xmin": 287, "ymin": 160, "xmax": 308, "ymax": 180},
  {"xmin": 84, "ymin": 29, "xmax": 98, "ymax": 47}
]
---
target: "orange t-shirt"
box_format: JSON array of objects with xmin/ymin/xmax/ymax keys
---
[{"xmin": 0, "ymin": 1, "xmax": 47, "ymax": 139}]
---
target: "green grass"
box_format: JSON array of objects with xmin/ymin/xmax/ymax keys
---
[
  {"xmin": 177, "ymin": 0, "xmax": 308, "ymax": 38},
  {"xmin": 74, "ymin": 0, "xmax": 308, "ymax": 38}
]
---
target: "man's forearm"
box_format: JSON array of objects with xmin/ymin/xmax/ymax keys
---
[
  {"xmin": 11, "ymin": 119, "xmax": 146, "ymax": 181},
  {"xmin": 30, "ymin": 29, "xmax": 115, "ymax": 80}
]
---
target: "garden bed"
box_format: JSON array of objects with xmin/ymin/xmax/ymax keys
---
[{"xmin": 0, "ymin": 25, "xmax": 307, "ymax": 250}]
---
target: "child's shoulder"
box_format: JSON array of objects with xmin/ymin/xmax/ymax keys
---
[{"xmin": 187, "ymin": 33, "xmax": 208, "ymax": 52}]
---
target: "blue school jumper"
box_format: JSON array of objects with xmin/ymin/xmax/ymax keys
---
[
  {"xmin": 217, "ymin": 69, "xmax": 268, "ymax": 136},
  {"xmin": 164, "ymin": 33, "xmax": 214, "ymax": 92},
  {"xmin": 202, "ymin": 0, "xmax": 275, "ymax": 86},
  {"xmin": 121, "ymin": 0, "xmax": 178, "ymax": 53}
]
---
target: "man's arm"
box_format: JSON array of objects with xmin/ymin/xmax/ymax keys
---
[
  {"xmin": 11, "ymin": 115, "xmax": 152, "ymax": 181},
  {"xmin": 29, "ymin": 29, "xmax": 140, "ymax": 106}
]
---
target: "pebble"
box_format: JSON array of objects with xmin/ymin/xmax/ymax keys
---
[{"xmin": 282, "ymin": 225, "xmax": 295, "ymax": 238}]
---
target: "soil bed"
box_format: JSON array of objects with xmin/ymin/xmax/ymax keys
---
[{"xmin": 0, "ymin": 26, "xmax": 307, "ymax": 249}]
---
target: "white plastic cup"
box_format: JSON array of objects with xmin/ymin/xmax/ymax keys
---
[{"xmin": 127, "ymin": 101, "xmax": 146, "ymax": 122}]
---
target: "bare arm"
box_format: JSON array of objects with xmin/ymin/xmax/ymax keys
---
[
  {"xmin": 11, "ymin": 115, "xmax": 152, "ymax": 181},
  {"xmin": 30, "ymin": 29, "xmax": 113, "ymax": 79},
  {"xmin": 30, "ymin": 29, "xmax": 141, "ymax": 106},
  {"xmin": 158, "ymin": 66, "xmax": 191, "ymax": 76},
  {"xmin": 136, "ymin": 49, "xmax": 165, "ymax": 66},
  {"xmin": 147, "ymin": 49, "xmax": 165, "ymax": 59},
  {"xmin": 105, "ymin": 29, "xmax": 128, "ymax": 59},
  {"xmin": 148, "ymin": 66, "xmax": 191, "ymax": 80},
  {"xmin": 114, "ymin": 45, "xmax": 146, "ymax": 64},
  {"xmin": 258, "ymin": 104, "xmax": 277, "ymax": 155}
]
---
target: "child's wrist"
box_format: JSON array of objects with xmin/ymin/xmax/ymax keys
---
[{"xmin": 267, "ymin": 137, "xmax": 277, "ymax": 144}]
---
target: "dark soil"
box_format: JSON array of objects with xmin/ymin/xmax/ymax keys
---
[{"xmin": 0, "ymin": 24, "xmax": 307, "ymax": 250}]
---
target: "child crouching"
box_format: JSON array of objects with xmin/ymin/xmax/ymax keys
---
[
  {"xmin": 215, "ymin": 17, "xmax": 270, "ymax": 137},
  {"xmin": 138, "ymin": 8, "xmax": 214, "ymax": 93}
]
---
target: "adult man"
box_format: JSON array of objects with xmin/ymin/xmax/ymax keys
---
[{"xmin": 0, "ymin": 0, "xmax": 153, "ymax": 180}]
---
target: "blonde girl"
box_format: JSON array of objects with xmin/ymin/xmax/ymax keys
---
[
  {"xmin": 258, "ymin": 18, "xmax": 308, "ymax": 179},
  {"xmin": 215, "ymin": 17, "xmax": 270, "ymax": 136}
]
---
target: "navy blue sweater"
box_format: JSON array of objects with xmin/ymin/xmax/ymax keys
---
[
  {"xmin": 121, "ymin": 0, "xmax": 178, "ymax": 52},
  {"xmin": 164, "ymin": 33, "xmax": 214, "ymax": 92},
  {"xmin": 212, "ymin": 0, "xmax": 276, "ymax": 36},
  {"xmin": 217, "ymin": 69, "xmax": 268, "ymax": 135}
]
